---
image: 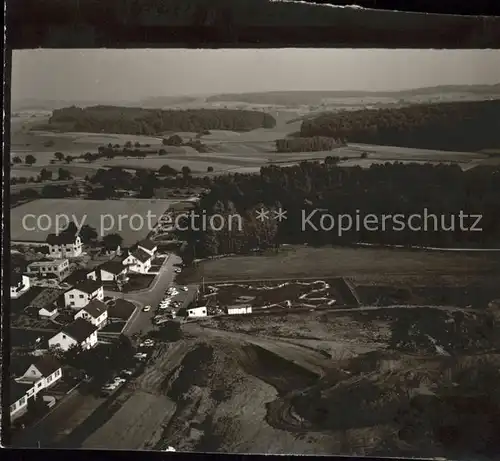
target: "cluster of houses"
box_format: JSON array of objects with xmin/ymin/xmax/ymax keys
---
[{"xmin": 9, "ymin": 235, "xmax": 161, "ymax": 422}]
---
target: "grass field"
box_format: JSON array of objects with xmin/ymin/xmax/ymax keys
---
[
  {"xmin": 182, "ymin": 245, "xmax": 500, "ymax": 283},
  {"xmin": 10, "ymin": 198, "xmax": 173, "ymax": 245},
  {"xmin": 11, "ymin": 100, "xmax": 496, "ymax": 179}
]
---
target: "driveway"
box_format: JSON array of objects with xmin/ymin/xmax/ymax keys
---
[{"xmin": 104, "ymin": 253, "xmax": 183, "ymax": 336}]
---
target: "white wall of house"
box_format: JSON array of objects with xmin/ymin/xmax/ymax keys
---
[
  {"xmin": 83, "ymin": 331, "xmax": 98, "ymax": 349},
  {"xmin": 10, "ymin": 275, "xmax": 31, "ymax": 299},
  {"xmin": 48, "ymin": 330, "xmax": 98, "ymax": 351},
  {"xmin": 39, "ymin": 306, "xmax": 59, "ymax": 318},
  {"xmin": 87, "ymin": 270, "xmax": 97, "ymax": 281},
  {"xmin": 187, "ymin": 306, "xmax": 207, "ymax": 318},
  {"xmin": 48, "ymin": 236, "xmax": 83, "ymax": 259},
  {"xmin": 74, "ymin": 309, "xmax": 108, "ymax": 329},
  {"xmin": 27, "ymin": 260, "xmax": 69, "ymax": 280},
  {"xmin": 10, "ymin": 395, "xmax": 28, "ymax": 420},
  {"xmin": 64, "ymin": 286, "xmax": 104, "ymax": 309},
  {"xmin": 48, "ymin": 332, "xmax": 78, "ymax": 351},
  {"xmin": 227, "ymin": 306, "xmax": 252, "ymax": 315},
  {"xmin": 122, "ymin": 255, "xmax": 151, "ymax": 274}
]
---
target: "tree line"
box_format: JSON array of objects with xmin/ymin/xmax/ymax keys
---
[
  {"xmin": 299, "ymin": 100, "xmax": 500, "ymax": 151},
  {"xmin": 48, "ymin": 106, "xmax": 277, "ymax": 135},
  {"xmin": 179, "ymin": 161, "xmax": 500, "ymax": 258}
]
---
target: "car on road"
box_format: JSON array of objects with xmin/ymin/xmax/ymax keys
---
[
  {"xmin": 121, "ymin": 369, "xmax": 134, "ymax": 376},
  {"xmin": 113, "ymin": 377, "xmax": 127, "ymax": 384},
  {"xmin": 134, "ymin": 352, "xmax": 148, "ymax": 359},
  {"xmin": 182, "ymin": 286, "xmax": 188, "ymax": 291},
  {"xmin": 143, "ymin": 305, "xmax": 151, "ymax": 312},
  {"xmin": 174, "ymin": 268, "xmax": 182, "ymax": 273}
]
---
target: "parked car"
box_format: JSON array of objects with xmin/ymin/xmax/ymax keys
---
[
  {"xmin": 174, "ymin": 268, "xmax": 182, "ymax": 273},
  {"xmin": 121, "ymin": 369, "xmax": 134, "ymax": 376},
  {"xmin": 134, "ymin": 352, "xmax": 148, "ymax": 359},
  {"xmin": 182, "ymin": 286, "xmax": 188, "ymax": 291}
]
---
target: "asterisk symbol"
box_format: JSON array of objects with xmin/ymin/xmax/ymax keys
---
[
  {"xmin": 273, "ymin": 208, "xmax": 287, "ymax": 222},
  {"xmin": 255, "ymin": 208, "xmax": 270, "ymax": 222}
]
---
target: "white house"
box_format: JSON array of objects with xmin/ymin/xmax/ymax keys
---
[
  {"xmin": 187, "ymin": 306, "xmax": 207, "ymax": 318},
  {"xmin": 227, "ymin": 306, "xmax": 252, "ymax": 315},
  {"xmin": 10, "ymin": 273, "xmax": 31, "ymax": 299},
  {"xmin": 27, "ymin": 258, "xmax": 70, "ymax": 281},
  {"xmin": 46, "ymin": 232, "xmax": 83, "ymax": 258},
  {"xmin": 74, "ymin": 299, "xmax": 108, "ymax": 329},
  {"xmin": 122, "ymin": 248, "xmax": 152, "ymax": 274},
  {"xmin": 64, "ymin": 280, "xmax": 104, "ymax": 309},
  {"xmin": 38, "ymin": 305, "xmax": 59, "ymax": 318},
  {"xmin": 136, "ymin": 239, "xmax": 158, "ymax": 257},
  {"xmin": 10, "ymin": 380, "xmax": 31, "ymax": 421},
  {"xmin": 10, "ymin": 355, "xmax": 63, "ymax": 421},
  {"xmin": 87, "ymin": 260, "xmax": 129, "ymax": 283},
  {"xmin": 48, "ymin": 318, "xmax": 98, "ymax": 352},
  {"xmin": 15, "ymin": 355, "xmax": 63, "ymax": 391}
]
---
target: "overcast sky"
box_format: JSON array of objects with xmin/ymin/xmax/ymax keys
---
[{"xmin": 11, "ymin": 49, "xmax": 500, "ymax": 103}]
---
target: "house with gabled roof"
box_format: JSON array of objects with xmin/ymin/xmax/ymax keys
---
[
  {"xmin": 64, "ymin": 280, "xmax": 104, "ymax": 309},
  {"xmin": 46, "ymin": 232, "xmax": 82, "ymax": 258},
  {"xmin": 74, "ymin": 299, "xmax": 108, "ymax": 329},
  {"xmin": 87, "ymin": 260, "xmax": 129, "ymax": 283},
  {"xmin": 48, "ymin": 318, "xmax": 98, "ymax": 351},
  {"xmin": 122, "ymin": 247, "xmax": 152, "ymax": 274},
  {"xmin": 15, "ymin": 355, "xmax": 63, "ymax": 390}
]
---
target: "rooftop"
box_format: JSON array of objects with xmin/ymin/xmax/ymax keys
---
[
  {"xmin": 69, "ymin": 280, "xmax": 102, "ymax": 295},
  {"xmin": 78, "ymin": 299, "xmax": 108, "ymax": 319},
  {"xmin": 137, "ymin": 239, "xmax": 157, "ymax": 251},
  {"xmin": 62, "ymin": 318, "xmax": 98, "ymax": 343},
  {"xmin": 28, "ymin": 259, "xmax": 68, "ymax": 268},
  {"xmin": 46, "ymin": 232, "xmax": 79, "ymax": 245},
  {"xmin": 99, "ymin": 260, "xmax": 127, "ymax": 275}
]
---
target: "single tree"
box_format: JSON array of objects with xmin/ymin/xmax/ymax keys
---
[
  {"xmin": 83, "ymin": 152, "xmax": 95, "ymax": 163},
  {"xmin": 79, "ymin": 224, "xmax": 98, "ymax": 243},
  {"xmin": 207, "ymin": 166, "xmax": 214, "ymax": 172},
  {"xmin": 102, "ymin": 233, "xmax": 124, "ymax": 251},
  {"xmin": 54, "ymin": 152, "xmax": 65, "ymax": 162},
  {"xmin": 58, "ymin": 168, "xmax": 72, "ymax": 181},
  {"xmin": 12, "ymin": 156, "xmax": 23, "ymax": 164},
  {"xmin": 39, "ymin": 168, "xmax": 53, "ymax": 181},
  {"xmin": 65, "ymin": 155, "xmax": 74, "ymax": 164},
  {"xmin": 25, "ymin": 154, "xmax": 36, "ymax": 166}
]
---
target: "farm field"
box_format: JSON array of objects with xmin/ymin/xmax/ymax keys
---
[
  {"xmin": 11, "ymin": 97, "xmax": 497, "ymax": 179},
  {"xmin": 10, "ymin": 198, "xmax": 174, "ymax": 245},
  {"xmin": 180, "ymin": 245, "xmax": 500, "ymax": 284}
]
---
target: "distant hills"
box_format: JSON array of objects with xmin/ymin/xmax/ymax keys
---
[
  {"xmin": 206, "ymin": 84, "xmax": 500, "ymax": 105},
  {"xmin": 11, "ymin": 83, "xmax": 500, "ymax": 112}
]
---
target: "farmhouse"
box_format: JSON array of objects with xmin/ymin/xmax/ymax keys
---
[
  {"xmin": 64, "ymin": 280, "xmax": 104, "ymax": 309},
  {"xmin": 122, "ymin": 248, "xmax": 152, "ymax": 274},
  {"xmin": 136, "ymin": 239, "xmax": 158, "ymax": 257},
  {"xmin": 48, "ymin": 318, "xmax": 98, "ymax": 351},
  {"xmin": 226, "ymin": 306, "xmax": 252, "ymax": 315},
  {"xmin": 187, "ymin": 306, "xmax": 207, "ymax": 318},
  {"xmin": 27, "ymin": 258, "xmax": 70, "ymax": 281},
  {"xmin": 10, "ymin": 380, "xmax": 31, "ymax": 421},
  {"xmin": 46, "ymin": 232, "xmax": 83, "ymax": 258},
  {"xmin": 74, "ymin": 300, "xmax": 108, "ymax": 329},
  {"xmin": 87, "ymin": 260, "xmax": 129, "ymax": 283},
  {"xmin": 10, "ymin": 273, "xmax": 31, "ymax": 299}
]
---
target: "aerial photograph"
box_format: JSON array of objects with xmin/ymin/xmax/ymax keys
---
[{"xmin": 7, "ymin": 48, "xmax": 500, "ymax": 458}]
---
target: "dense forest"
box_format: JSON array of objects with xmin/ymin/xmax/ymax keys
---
[
  {"xmin": 47, "ymin": 106, "xmax": 276, "ymax": 135},
  {"xmin": 275, "ymin": 136, "xmax": 344, "ymax": 152},
  {"xmin": 178, "ymin": 162, "xmax": 500, "ymax": 259},
  {"xmin": 300, "ymin": 100, "xmax": 500, "ymax": 151}
]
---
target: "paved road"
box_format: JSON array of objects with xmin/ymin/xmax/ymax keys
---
[{"xmin": 105, "ymin": 253, "xmax": 183, "ymax": 336}]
